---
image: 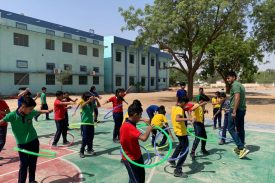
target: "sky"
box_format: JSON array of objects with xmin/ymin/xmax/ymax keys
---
[{"xmin": 0, "ymin": 0, "xmax": 274, "ymax": 71}]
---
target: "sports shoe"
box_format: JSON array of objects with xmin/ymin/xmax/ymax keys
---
[
  {"xmin": 233, "ymin": 147, "xmax": 240, "ymax": 155},
  {"xmin": 34, "ymin": 117, "xmax": 38, "ymax": 122},
  {"xmin": 63, "ymin": 141, "xmax": 70, "ymax": 145},
  {"xmin": 174, "ymin": 169, "xmax": 188, "ymax": 178},
  {"xmin": 201, "ymin": 149, "xmax": 210, "ymax": 155},
  {"xmin": 239, "ymin": 148, "xmax": 250, "ymax": 159},
  {"xmin": 120, "ymin": 159, "xmax": 124, "ymax": 164},
  {"xmin": 51, "ymin": 143, "xmax": 57, "ymax": 147},
  {"xmin": 0, "ymin": 157, "xmax": 3, "ymax": 160},
  {"xmin": 29, "ymin": 181, "xmax": 38, "ymax": 183},
  {"xmin": 87, "ymin": 149, "xmax": 96, "ymax": 155},
  {"xmin": 190, "ymin": 152, "xmax": 195, "ymax": 160},
  {"xmin": 168, "ymin": 160, "xmax": 176, "ymax": 168},
  {"xmin": 219, "ymin": 140, "xmax": 225, "ymax": 145},
  {"xmin": 80, "ymin": 152, "xmax": 85, "ymax": 158}
]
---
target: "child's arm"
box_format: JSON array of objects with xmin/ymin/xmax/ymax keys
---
[
  {"xmin": 102, "ymin": 100, "xmax": 110, "ymax": 105},
  {"xmin": 72, "ymin": 98, "xmax": 78, "ymax": 102},
  {"xmin": 81, "ymin": 97, "xmax": 95, "ymax": 108},
  {"xmin": 95, "ymin": 98, "xmax": 101, "ymax": 107},
  {"xmin": 139, "ymin": 125, "xmax": 153, "ymax": 142},
  {"xmin": 33, "ymin": 93, "xmax": 40, "ymax": 101},
  {"xmin": 164, "ymin": 123, "xmax": 175, "ymax": 141},
  {"xmin": 59, "ymin": 101, "xmax": 75, "ymax": 106},
  {"xmin": 176, "ymin": 114, "xmax": 193, "ymax": 122},
  {"xmin": 37, "ymin": 109, "xmax": 53, "ymax": 114},
  {"xmin": 140, "ymin": 118, "xmax": 150, "ymax": 125},
  {"xmin": 18, "ymin": 88, "xmax": 30, "ymax": 97}
]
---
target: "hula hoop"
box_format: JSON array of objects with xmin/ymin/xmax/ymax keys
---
[
  {"xmin": 69, "ymin": 122, "xmax": 97, "ymax": 129},
  {"xmin": 14, "ymin": 147, "xmax": 56, "ymax": 158},
  {"xmin": 120, "ymin": 145, "xmax": 151, "ymax": 165},
  {"xmin": 49, "ymin": 133, "xmax": 74, "ymax": 149},
  {"xmin": 218, "ymin": 129, "xmax": 234, "ymax": 142},
  {"xmin": 121, "ymin": 123, "xmax": 173, "ymax": 168},
  {"xmin": 187, "ymin": 128, "xmax": 217, "ymax": 143},
  {"xmin": 144, "ymin": 143, "xmax": 169, "ymax": 151},
  {"xmin": 104, "ymin": 104, "xmax": 123, "ymax": 119}
]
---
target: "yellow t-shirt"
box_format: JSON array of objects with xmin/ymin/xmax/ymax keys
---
[
  {"xmin": 192, "ymin": 104, "xmax": 204, "ymax": 123},
  {"xmin": 123, "ymin": 112, "xmax": 129, "ymax": 123},
  {"xmin": 151, "ymin": 114, "xmax": 167, "ymax": 128},
  {"xmin": 212, "ymin": 98, "xmax": 221, "ymax": 108},
  {"xmin": 171, "ymin": 106, "xmax": 187, "ymax": 136}
]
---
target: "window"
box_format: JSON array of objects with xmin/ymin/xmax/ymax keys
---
[
  {"xmin": 116, "ymin": 76, "xmax": 122, "ymax": 86},
  {"xmin": 64, "ymin": 33, "xmax": 72, "ymax": 39},
  {"xmin": 46, "ymin": 63, "xmax": 55, "ymax": 71},
  {"xmin": 116, "ymin": 52, "xmax": 122, "ymax": 62},
  {"xmin": 151, "ymin": 77, "xmax": 155, "ymax": 86},
  {"xmin": 158, "ymin": 62, "xmax": 161, "ymax": 69},
  {"xmin": 141, "ymin": 56, "xmax": 146, "ymax": 65},
  {"xmin": 14, "ymin": 33, "xmax": 28, "ymax": 47},
  {"xmin": 79, "ymin": 76, "xmax": 88, "ymax": 85},
  {"xmin": 129, "ymin": 54, "xmax": 135, "ymax": 64},
  {"xmin": 16, "ymin": 22, "xmax": 27, "ymax": 30},
  {"xmin": 64, "ymin": 64, "xmax": 72, "ymax": 71},
  {"xmin": 16, "ymin": 60, "xmax": 28, "ymax": 68},
  {"xmin": 151, "ymin": 58, "xmax": 155, "ymax": 66},
  {"xmin": 93, "ymin": 67, "xmax": 99, "ymax": 73},
  {"xmin": 80, "ymin": 65, "xmax": 87, "ymax": 72},
  {"xmin": 163, "ymin": 78, "xmax": 166, "ymax": 82},
  {"xmin": 46, "ymin": 29, "xmax": 55, "ymax": 36},
  {"xmin": 62, "ymin": 42, "xmax": 73, "ymax": 53},
  {"xmin": 46, "ymin": 74, "xmax": 55, "ymax": 85},
  {"xmin": 93, "ymin": 48, "xmax": 99, "ymax": 57},
  {"xmin": 93, "ymin": 76, "xmax": 99, "ymax": 85},
  {"xmin": 141, "ymin": 77, "xmax": 146, "ymax": 86},
  {"xmin": 163, "ymin": 62, "xmax": 166, "ymax": 68},
  {"xmin": 80, "ymin": 37, "xmax": 87, "ymax": 42},
  {"xmin": 93, "ymin": 40, "xmax": 99, "ymax": 45},
  {"xmin": 129, "ymin": 76, "xmax": 135, "ymax": 85},
  {"xmin": 79, "ymin": 45, "xmax": 87, "ymax": 55},
  {"xmin": 45, "ymin": 39, "xmax": 55, "ymax": 50},
  {"xmin": 63, "ymin": 75, "xmax": 73, "ymax": 85},
  {"xmin": 158, "ymin": 79, "xmax": 161, "ymax": 83},
  {"xmin": 14, "ymin": 73, "xmax": 29, "ymax": 85}
]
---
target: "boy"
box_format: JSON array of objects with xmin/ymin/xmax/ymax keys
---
[
  {"xmin": 0, "ymin": 97, "xmax": 52, "ymax": 183},
  {"xmin": 176, "ymin": 82, "xmax": 187, "ymax": 102},
  {"xmin": 52, "ymin": 91, "xmax": 75, "ymax": 147},
  {"xmin": 18, "ymin": 88, "xmax": 39, "ymax": 108},
  {"xmin": 169, "ymin": 97, "xmax": 194, "ymax": 177},
  {"xmin": 190, "ymin": 96, "xmax": 209, "ymax": 160},
  {"xmin": 146, "ymin": 105, "xmax": 159, "ymax": 123},
  {"xmin": 63, "ymin": 92, "xmax": 78, "ymax": 129},
  {"xmin": 212, "ymin": 91, "xmax": 221, "ymax": 129},
  {"xmin": 120, "ymin": 104, "xmax": 153, "ymax": 183},
  {"xmin": 35, "ymin": 87, "xmax": 49, "ymax": 121},
  {"xmin": 0, "ymin": 98, "xmax": 10, "ymax": 159},
  {"xmin": 89, "ymin": 86, "xmax": 102, "ymax": 123}
]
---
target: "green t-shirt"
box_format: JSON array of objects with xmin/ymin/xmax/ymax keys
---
[
  {"xmin": 3, "ymin": 110, "xmax": 38, "ymax": 144},
  {"xmin": 230, "ymin": 81, "xmax": 246, "ymax": 110},
  {"xmin": 81, "ymin": 104, "xmax": 94, "ymax": 123},
  {"xmin": 40, "ymin": 92, "xmax": 47, "ymax": 104}
]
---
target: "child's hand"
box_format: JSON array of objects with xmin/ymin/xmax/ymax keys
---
[
  {"xmin": 48, "ymin": 109, "xmax": 54, "ymax": 113},
  {"xmin": 148, "ymin": 124, "xmax": 154, "ymax": 131},
  {"xmin": 89, "ymin": 96, "xmax": 95, "ymax": 102}
]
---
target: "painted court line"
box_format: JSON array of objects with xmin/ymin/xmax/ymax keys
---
[{"xmin": 146, "ymin": 156, "xmax": 159, "ymax": 183}]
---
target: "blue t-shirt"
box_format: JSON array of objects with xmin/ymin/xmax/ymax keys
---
[
  {"xmin": 220, "ymin": 99, "xmax": 230, "ymax": 114},
  {"xmin": 146, "ymin": 105, "xmax": 159, "ymax": 113},
  {"xmin": 18, "ymin": 96, "xmax": 24, "ymax": 108},
  {"xmin": 176, "ymin": 89, "xmax": 187, "ymax": 99}
]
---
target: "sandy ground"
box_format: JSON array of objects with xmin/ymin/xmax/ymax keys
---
[{"xmin": 3, "ymin": 86, "xmax": 275, "ymax": 125}]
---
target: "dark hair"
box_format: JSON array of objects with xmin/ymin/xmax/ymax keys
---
[
  {"xmin": 56, "ymin": 91, "xmax": 64, "ymax": 97},
  {"xmin": 21, "ymin": 97, "xmax": 36, "ymax": 107},
  {"xmin": 64, "ymin": 91, "xmax": 69, "ymax": 95},
  {"xmin": 25, "ymin": 92, "xmax": 32, "ymax": 97},
  {"xmin": 157, "ymin": 105, "xmax": 166, "ymax": 115},
  {"xmin": 90, "ymin": 86, "xmax": 96, "ymax": 92},
  {"xmin": 220, "ymin": 92, "xmax": 226, "ymax": 98},
  {"xmin": 115, "ymin": 88, "xmax": 125, "ymax": 98},
  {"xmin": 178, "ymin": 97, "xmax": 189, "ymax": 104},
  {"xmin": 227, "ymin": 71, "xmax": 237, "ymax": 78},
  {"xmin": 199, "ymin": 87, "xmax": 204, "ymax": 91},
  {"xmin": 18, "ymin": 87, "xmax": 27, "ymax": 91},
  {"xmin": 82, "ymin": 92, "xmax": 91, "ymax": 101},
  {"xmin": 132, "ymin": 99, "xmax": 142, "ymax": 107},
  {"xmin": 215, "ymin": 91, "xmax": 221, "ymax": 97},
  {"xmin": 179, "ymin": 82, "xmax": 186, "ymax": 86},
  {"xmin": 42, "ymin": 87, "xmax": 47, "ymax": 90},
  {"xmin": 128, "ymin": 104, "xmax": 143, "ymax": 117}
]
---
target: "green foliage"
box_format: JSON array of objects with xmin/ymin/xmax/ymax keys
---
[
  {"xmin": 255, "ymin": 70, "xmax": 275, "ymax": 83},
  {"xmin": 133, "ymin": 82, "xmax": 144, "ymax": 92},
  {"xmin": 169, "ymin": 68, "xmax": 187, "ymax": 86}
]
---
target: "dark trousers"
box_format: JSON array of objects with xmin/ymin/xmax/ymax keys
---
[
  {"xmin": 221, "ymin": 114, "xmax": 229, "ymax": 142},
  {"xmin": 171, "ymin": 135, "xmax": 189, "ymax": 171},
  {"xmin": 35, "ymin": 104, "xmax": 49, "ymax": 120},
  {"xmin": 94, "ymin": 107, "xmax": 99, "ymax": 122},
  {"xmin": 213, "ymin": 108, "xmax": 222, "ymax": 128},
  {"xmin": 228, "ymin": 109, "xmax": 246, "ymax": 148},
  {"xmin": 123, "ymin": 156, "xmax": 145, "ymax": 183},
  {"xmin": 151, "ymin": 127, "xmax": 168, "ymax": 146},
  {"xmin": 0, "ymin": 125, "xmax": 7, "ymax": 152},
  {"xmin": 17, "ymin": 138, "xmax": 39, "ymax": 183},
  {"xmin": 192, "ymin": 122, "xmax": 207, "ymax": 152},
  {"xmin": 113, "ymin": 112, "xmax": 123, "ymax": 140},
  {"xmin": 53, "ymin": 119, "xmax": 68, "ymax": 144},
  {"xmin": 80, "ymin": 125, "xmax": 95, "ymax": 153},
  {"xmin": 64, "ymin": 111, "xmax": 69, "ymax": 127},
  {"xmin": 146, "ymin": 109, "xmax": 154, "ymax": 123}
]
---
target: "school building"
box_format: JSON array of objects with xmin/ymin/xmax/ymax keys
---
[{"xmin": 0, "ymin": 9, "xmax": 171, "ymax": 95}]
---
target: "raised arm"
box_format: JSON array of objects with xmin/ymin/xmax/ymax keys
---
[{"xmin": 139, "ymin": 125, "xmax": 153, "ymax": 142}]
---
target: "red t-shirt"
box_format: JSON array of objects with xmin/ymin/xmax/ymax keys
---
[
  {"xmin": 0, "ymin": 100, "xmax": 9, "ymax": 126},
  {"xmin": 54, "ymin": 99, "xmax": 66, "ymax": 120},
  {"xmin": 108, "ymin": 96, "xmax": 123, "ymax": 113},
  {"xmin": 120, "ymin": 121, "xmax": 142, "ymax": 161}
]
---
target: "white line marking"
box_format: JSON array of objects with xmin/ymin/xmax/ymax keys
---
[{"xmin": 146, "ymin": 156, "xmax": 159, "ymax": 183}]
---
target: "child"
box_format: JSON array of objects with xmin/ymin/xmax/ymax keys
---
[
  {"xmin": 79, "ymin": 92, "xmax": 96, "ymax": 158},
  {"xmin": 151, "ymin": 105, "xmax": 173, "ymax": 147},
  {"xmin": 169, "ymin": 97, "xmax": 193, "ymax": 177},
  {"xmin": 120, "ymin": 103, "xmax": 153, "ymax": 183},
  {"xmin": 89, "ymin": 86, "xmax": 102, "ymax": 123},
  {"xmin": 190, "ymin": 95, "xmax": 209, "ymax": 160},
  {"xmin": 212, "ymin": 91, "xmax": 221, "ymax": 129},
  {"xmin": 103, "ymin": 88, "xmax": 127, "ymax": 143},
  {"xmin": 176, "ymin": 82, "xmax": 187, "ymax": 102},
  {"xmin": 146, "ymin": 105, "xmax": 159, "ymax": 123},
  {"xmin": 52, "ymin": 91, "xmax": 75, "ymax": 147},
  {"xmin": 63, "ymin": 92, "xmax": 78, "ymax": 129},
  {"xmin": 0, "ymin": 98, "xmax": 10, "ymax": 159},
  {"xmin": 0, "ymin": 97, "xmax": 52, "ymax": 183},
  {"xmin": 18, "ymin": 88, "xmax": 39, "ymax": 108},
  {"xmin": 123, "ymin": 100, "xmax": 145, "ymax": 123},
  {"xmin": 195, "ymin": 87, "xmax": 210, "ymax": 103},
  {"xmin": 214, "ymin": 92, "xmax": 230, "ymax": 145},
  {"xmin": 35, "ymin": 87, "xmax": 50, "ymax": 121}
]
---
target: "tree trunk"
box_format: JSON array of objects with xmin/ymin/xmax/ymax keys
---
[
  {"xmin": 187, "ymin": 73, "xmax": 194, "ymax": 100},
  {"xmin": 223, "ymin": 78, "xmax": 230, "ymax": 94}
]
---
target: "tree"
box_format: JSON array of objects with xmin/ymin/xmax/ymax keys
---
[
  {"xmin": 169, "ymin": 68, "xmax": 187, "ymax": 86},
  {"xmin": 252, "ymin": 0, "xmax": 275, "ymax": 52},
  {"xmin": 119, "ymin": 0, "xmax": 252, "ymax": 98},
  {"xmin": 200, "ymin": 33, "xmax": 263, "ymax": 92}
]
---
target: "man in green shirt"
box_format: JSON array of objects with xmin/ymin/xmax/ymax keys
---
[
  {"xmin": 226, "ymin": 71, "xmax": 249, "ymax": 159},
  {"xmin": 0, "ymin": 97, "xmax": 52, "ymax": 183},
  {"xmin": 35, "ymin": 87, "xmax": 50, "ymax": 121}
]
